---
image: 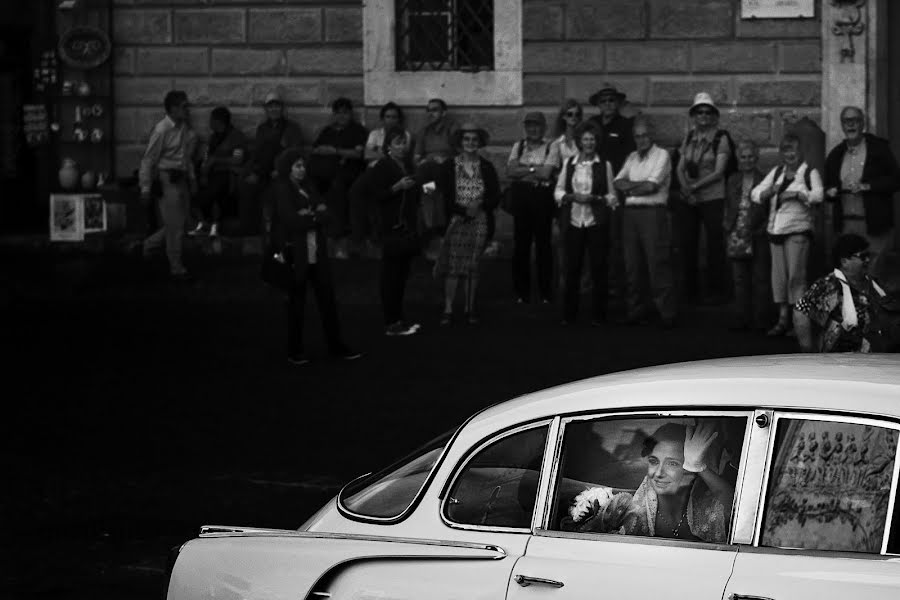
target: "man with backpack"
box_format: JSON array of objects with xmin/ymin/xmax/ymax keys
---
[
  {"xmin": 506, "ymin": 112, "xmax": 558, "ymax": 304},
  {"xmin": 674, "ymin": 92, "xmax": 736, "ymax": 306}
]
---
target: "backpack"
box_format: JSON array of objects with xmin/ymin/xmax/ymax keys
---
[
  {"xmin": 684, "ymin": 128, "xmax": 738, "ymax": 178},
  {"xmin": 772, "ymin": 164, "xmax": 813, "ymax": 190}
]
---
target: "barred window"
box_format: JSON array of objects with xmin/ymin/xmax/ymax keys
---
[{"xmin": 396, "ymin": 0, "xmax": 494, "ymax": 72}]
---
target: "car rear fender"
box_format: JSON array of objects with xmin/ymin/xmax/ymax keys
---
[{"xmin": 166, "ymin": 526, "xmax": 508, "ymax": 600}]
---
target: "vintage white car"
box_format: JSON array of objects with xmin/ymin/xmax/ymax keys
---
[{"xmin": 166, "ymin": 355, "xmax": 900, "ymax": 600}]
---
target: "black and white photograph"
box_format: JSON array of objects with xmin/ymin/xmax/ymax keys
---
[{"xmin": 3, "ymin": 1, "xmax": 900, "ymax": 600}]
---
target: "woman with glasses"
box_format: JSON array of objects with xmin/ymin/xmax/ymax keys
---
[
  {"xmin": 434, "ymin": 123, "xmax": 501, "ymax": 325},
  {"xmin": 552, "ymin": 99, "xmax": 583, "ymax": 167},
  {"xmin": 675, "ymin": 92, "xmax": 734, "ymax": 306},
  {"xmin": 794, "ymin": 234, "xmax": 891, "ymax": 352},
  {"xmin": 752, "ymin": 134, "xmax": 824, "ymax": 337}
]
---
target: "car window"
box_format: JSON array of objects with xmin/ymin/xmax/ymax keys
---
[
  {"xmin": 548, "ymin": 415, "xmax": 747, "ymax": 544},
  {"xmin": 759, "ymin": 416, "xmax": 899, "ymax": 554},
  {"xmin": 444, "ymin": 425, "xmax": 548, "ymax": 529},
  {"xmin": 339, "ymin": 428, "xmax": 454, "ymax": 520}
]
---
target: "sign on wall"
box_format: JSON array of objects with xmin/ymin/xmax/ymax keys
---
[{"xmin": 742, "ymin": 0, "xmax": 814, "ymax": 19}]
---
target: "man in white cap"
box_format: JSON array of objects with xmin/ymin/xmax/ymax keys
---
[
  {"xmin": 674, "ymin": 91, "xmax": 735, "ymax": 305},
  {"xmin": 238, "ymin": 90, "xmax": 303, "ymax": 235}
]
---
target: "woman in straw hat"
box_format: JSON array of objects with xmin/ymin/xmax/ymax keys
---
[{"xmin": 434, "ymin": 123, "xmax": 501, "ymax": 325}]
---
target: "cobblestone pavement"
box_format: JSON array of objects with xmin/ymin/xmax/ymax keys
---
[{"xmin": 1, "ymin": 248, "xmax": 796, "ymax": 599}]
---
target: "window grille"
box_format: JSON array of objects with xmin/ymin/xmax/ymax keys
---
[{"xmin": 395, "ymin": 0, "xmax": 494, "ymax": 72}]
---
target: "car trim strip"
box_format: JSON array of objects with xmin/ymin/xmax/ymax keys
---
[
  {"xmin": 532, "ymin": 416, "xmax": 562, "ymax": 533},
  {"xmin": 751, "ymin": 411, "xmax": 900, "ymax": 556},
  {"xmin": 730, "ymin": 410, "xmax": 773, "ymax": 544},
  {"xmin": 439, "ymin": 420, "xmax": 552, "ymax": 533},
  {"xmin": 198, "ymin": 527, "xmax": 508, "ymax": 557},
  {"xmin": 533, "ymin": 527, "xmax": 736, "ymax": 552}
]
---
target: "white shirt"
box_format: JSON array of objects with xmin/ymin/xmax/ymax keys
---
[
  {"xmin": 553, "ymin": 155, "xmax": 615, "ymax": 228},
  {"xmin": 615, "ymin": 144, "xmax": 671, "ymax": 207},
  {"xmin": 751, "ymin": 162, "xmax": 823, "ymax": 236},
  {"xmin": 840, "ymin": 138, "xmax": 867, "ymax": 218},
  {"xmin": 366, "ymin": 128, "xmax": 413, "ymax": 166},
  {"xmin": 550, "ymin": 134, "xmax": 579, "ymax": 167},
  {"xmin": 139, "ymin": 115, "xmax": 192, "ymax": 193}
]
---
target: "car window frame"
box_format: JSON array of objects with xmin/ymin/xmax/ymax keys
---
[
  {"xmin": 751, "ymin": 410, "xmax": 900, "ymax": 557},
  {"xmin": 533, "ymin": 408, "xmax": 757, "ymax": 547},
  {"xmin": 440, "ymin": 419, "xmax": 554, "ymax": 534}
]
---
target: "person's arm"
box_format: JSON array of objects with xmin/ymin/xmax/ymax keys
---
[
  {"xmin": 793, "ymin": 308, "xmax": 817, "ymax": 352},
  {"xmin": 675, "ymin": 140, "xmax": 691, "ymax": 191},
  {"xmin": 483, "ymin": 160, "xmax": 501, "ymax": 212},
  {"xmin": 622, "ymin": 149, "xmax": 668, "ymax": 197},
  {"xmin": 802, "ymin": 167, "xmax": 824, "ymax": 204},
  {"xmin": 364, "ymin": 131, "xmax": 382, "ymax": 163},
  {"xmin": 553, "ymin": 161, "xmax": 569, "ymax": 206},
  {"xmin": 604, "ymin": 161, "xmax": 618, "ymax": 207},
  {"xmin": 683, "ymin": 423, "xmax": 736, "ymax": 519},
  {"xmin": 274, "ymin": 183, "xmax": 316, "ymax": 234},
  {"xmin": 138, "ymin": 125, "xmax": 165, "ymax": 196},
  {"xmin": 751, "ymin": 167, "xmax": 777, "ymax": 204},
  {"xmin": 689, "ymin": 136, "xmax": 729, "ymax": 192},
  {"xmin": 505, "ymin": 142, "xmax": 528, "ymax": 180}
]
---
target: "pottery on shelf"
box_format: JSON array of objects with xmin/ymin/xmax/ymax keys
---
[
  {"xmin": 59, "ymin": 158, "xmax": 79, "ymax": 191},
  {"xmin": 81, "ymin": 170, "xmax": 96, "ymax": 190}
]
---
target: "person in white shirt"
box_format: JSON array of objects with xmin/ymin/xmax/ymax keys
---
[
  {"xmin": 139, "ymin": 90, "xmax": 196, "ymax": 281},
  {"xmin": 554, "ymin": 122, "xmax": 617, "ymax": 325},
  {"xmin": 614, "ymin": 117, "xmax": 677, "ymax": 328},
  {"xmin": 751, "ymin": 133, "xmax": 824, "ymax": 337},
  {"xmin": 507, "ymin": 112, "xmax": 557, "ymax": 304}
]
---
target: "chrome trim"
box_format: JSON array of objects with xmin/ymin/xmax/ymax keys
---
[
  {"xmin": 199, "ymin": 527, "xmax": 507, "ymax": 557},
  {"xmin": 532, "ymin": 416, "xmax": 562, "ymax": 532},
  {"xmin": 882, "ymin": 440, "xmax": 900, "ymax": 554},
  {"xmin": 514, "ymin": 574, "xmax": 564, "ymax": 588},
  {"xmin": 440, "ymin": 420, "xmax": 552, "ymax": 533},
  {"xmin": 337, "ymin": 416, "xmax": 471, "ymax": 525},
  {"xmin": 751, "ymin": 411, "xmax": 900, "ymax": 555},
  {"xmin": 736, "ymin": 543, "xmax": 900, "ymax": 562},
  {"xmin": 534, "ymin": 527, "xmax": 735, "ymax": 552},
  {"xmin": 731, "ymin": 410, "xmax": 773, "ymax": 544}
]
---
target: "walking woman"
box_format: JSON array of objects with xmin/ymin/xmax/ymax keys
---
[
  {"xmin": 272, "ymin": 149, "xmax": 361, "ymax": 365},
  {"xmin": 506, "ymin": 112, "xmax": 557, "ymax": 304},
  {"xmin": 434, "ymin": 122, "xmax": 501, "ymax": 325},
  {"xmin": 751, "ymin": 134, "xmax": 824, "ymax": 336},
  {"xmin": 351, "ymin": 127, "xmax": 422, "ymax": 337},
  {"xmin": 554, "ymin": 122, "xmax": 617, "ymax": 325}
]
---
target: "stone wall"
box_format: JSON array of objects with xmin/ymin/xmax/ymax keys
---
[
  {"xmin": 112, "ymin": 0, "xmax": 822, "ymax": 176},
  {"xmin": 112, "ymin": 0, "xmax": 363, "ymax": 177},
  {"xmin": 522, "ymin": 0, "xmax": 822, "ymax": 168}
]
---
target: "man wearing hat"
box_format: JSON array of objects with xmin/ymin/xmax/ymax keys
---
[
  {"xmin": 588, "ymin": 83, "xmax": 636, "ymax": 309},
  {"xmin": 238, "ymin": 90, "xmax": 304, "ymax": 235},
  {"xmin": 506, "ymin": 111, "xmax": 557, "ymax": 303}
]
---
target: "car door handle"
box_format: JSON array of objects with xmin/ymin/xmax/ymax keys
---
[
  {"xmin": 729, "ymin": 595, "xmax": 774, "ymax": 600},
  {"xmin": 515, "ymin": 574, "xmax": 564, "ymax": 588}
]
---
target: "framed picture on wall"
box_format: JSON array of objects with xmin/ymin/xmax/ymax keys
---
[
  {"xmin": 742, "ymin": 0, "xmax": 814, "ymax": 19},
  {"xmin": 49, "ymin": 194, "xmax": 85, "ymax": 242},
  {"xmin": 83, "ymin": 194, "xmax": 107, "ymax": 233}
]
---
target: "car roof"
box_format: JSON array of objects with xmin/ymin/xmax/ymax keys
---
[{"xmin": 468, "ymin": 355, "xmax": 900, "ymax": 434}]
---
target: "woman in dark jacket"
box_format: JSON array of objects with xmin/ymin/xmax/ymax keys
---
[
  {"xmin": 434, "ymin": 122, "xmax": 501, "ymax": 325},
  {"xmin": 350, "ymin": 127, "xmax": 422, "ymax": 336},
  {"xmin": 272, "ymin": 148, "xmax": 360, "ymax": 365}
]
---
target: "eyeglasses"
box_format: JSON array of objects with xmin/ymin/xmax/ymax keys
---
[
  {"xmin": 841, "ymin": 117, "xmax": 863, "ymax": 125},
  {"xmin": 461, "ymin": 135, "xmax": 480, "ymax": 143},
  {"xmin": 850, "ymin": 251, "xmax": 871, "ymax": 261},
  {"xmin": 565, "ymin": 111, "xmax": 581, "ymax": 118},
  {"xmin": 694, "ymin": 109, "xmax": 716, "ymax": 116},
  {"xmin": 598, "ymin": 97, "xmax": 618, "ymax": 105},
  {"xmin": 426, "ymin": 107, "xmax": 442, "ymax": 113}
]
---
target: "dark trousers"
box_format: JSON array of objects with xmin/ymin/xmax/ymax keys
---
[
  {"xmin": 674, "ymin": 198, "xmax": 727, "ymax": 301},
  {"xmin": 512, "ymin": 184, "xmax": 555, "ymax": 301},
  {"xmin": 563, "ymin": 223, "xmax": 609, "ymax": 322},
  {"xmin": 381, "ymin": 254, "xmax": 413, "ymax": 325},
  {"xmin": 287, "ymin": 264, "xmax": 342, "ymax": 355},
  {"xmin": 195, "ymin": 171, "xmax": 232, "ymax": 223},
  {"xmin": 730, "ymin": 235, "xmax": 773, "ymax": 328},
  {"xmin": 236, "ymin": 177, "xmax": 271, "ymax": 235}
]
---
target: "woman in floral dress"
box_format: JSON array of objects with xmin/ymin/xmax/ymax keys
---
[{"xmin": 434, "ymin": 123, "xmax": 501, "ymax": 325}]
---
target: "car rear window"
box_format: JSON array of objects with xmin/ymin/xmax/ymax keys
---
[{"xmin": 339, "ymin": 428, "xmax": 454, "ymax": 520}]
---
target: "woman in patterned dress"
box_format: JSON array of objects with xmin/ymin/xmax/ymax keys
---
[{"xmin": 434, "ymin": 123, "xmax": 501, "ymax": 325}]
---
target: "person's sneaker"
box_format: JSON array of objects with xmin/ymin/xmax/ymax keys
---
[
  {"xmin": 288, "ymin": 354, "xmax": 310, "ymax": 366},
  {"xmin": 332, "ymin": 346, "xmax": 363, "ymax": 361},
  {"xmin": 386, "ymin": 322, "xmax": 416, "ymax": 336},
  {"xmin": 188, "ymin": 222, "xmax": 207, "ymax": 236},
  {"xmin": 404, "ymin": 321, "xmax": 422, "ymax": 333},
  {"xmin": 209, "ymin": 223, "xmax": 219, "ymax": 237},
  {"xmin": 439, "ymin": 313, "xmax": 452, "ymax": 327}
]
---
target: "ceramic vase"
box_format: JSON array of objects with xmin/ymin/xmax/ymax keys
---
[
  {"xmin": 58, "ymin": 158, "xmax": 79, "ymax": 191},
  {"xmin": 81, "ymin": 170, "xmax": 96, "ymax": 190}
]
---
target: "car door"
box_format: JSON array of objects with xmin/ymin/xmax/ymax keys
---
[
  {"xmin": 507, "ymin": 410, "xmax": 758, "ymax": 600},
  {"xmin": 723, "ymin": 411, "xmax": 900, "ymax": 600}
]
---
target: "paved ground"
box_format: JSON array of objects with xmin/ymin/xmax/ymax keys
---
[{"xmin": 0, "ymin": 245, "xmax": 797, "ymax": 599}]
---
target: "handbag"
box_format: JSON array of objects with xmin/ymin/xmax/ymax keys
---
[{"xmin": 260, "ymin": 244, "xmax": 295, "ymax": 292}]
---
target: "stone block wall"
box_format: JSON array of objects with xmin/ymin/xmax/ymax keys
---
[
  {"xmin": 112, "ymin": 0, "xmax": 822, "ymax": 177},
  {"xmin": 523, "ymin": 0, "xmax": 822, "ymax": 168},
  {"xmin": 112, "ymin": 1, "xmax": 363, "ymax": 177}
]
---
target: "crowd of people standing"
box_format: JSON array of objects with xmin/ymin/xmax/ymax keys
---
[{"xmin": 137, "ymin": 84, "xmax": 900, "ymax": 363}]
